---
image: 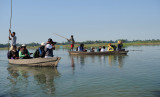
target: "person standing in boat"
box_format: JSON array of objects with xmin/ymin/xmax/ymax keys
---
[
  {"xmin": 45, "ymin": 38, "xmax": 55, "ymax": 58},
  {"xmin": 117, "ymin": 40, "xmax": 123, "ymax": 51},
  {"xmin": 9, "ymin": 29, "xmax": 17, "ymax": 46},
  {"xmin": 67, "ymin": 35, "xmax": 75, "ymax": 51},
  {"xmin": 19, "ymin": 44, "xmax": 31, "ymax": 59}
]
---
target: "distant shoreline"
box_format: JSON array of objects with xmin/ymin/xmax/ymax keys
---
[{"xmin": 1, "ymin": 42, "xmax": 160, "ymax": 50}]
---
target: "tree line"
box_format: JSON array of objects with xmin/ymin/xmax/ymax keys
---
[{"xmin": 0, "ymin": 39, "xmax": 160, "ymax": 48}]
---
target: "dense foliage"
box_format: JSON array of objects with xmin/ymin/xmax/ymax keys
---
[{"xmin": 0, "ymin": 39, "xmax": 160, "ymax": 48}]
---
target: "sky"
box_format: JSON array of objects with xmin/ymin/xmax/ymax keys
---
[{"xmin": 0, "ymin": 0, "xmax": 160, "ymax": 44}]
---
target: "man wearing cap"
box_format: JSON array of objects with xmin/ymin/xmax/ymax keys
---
[
  {"xmin": 9, "ymin": 29, "xmax": 17, "ymax": 46},
  {"xmin": 45, "ymin": 38, "xmax": 55, "ymax": 58},
  {"xmin": 19, "ymin": 44, "xmax": 31, "ymax": 59},
  {"xmin": 67, "ymin": 35, "xmax": 75, "ymax": 51},
  {"xmin": 38, "ymin": 42, "xmax": 46, "ymax": 58}
]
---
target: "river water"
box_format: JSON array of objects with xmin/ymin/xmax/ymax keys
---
[{"xmin": 0, "ymin": 46, "xmax": 160, "ymax": 97}]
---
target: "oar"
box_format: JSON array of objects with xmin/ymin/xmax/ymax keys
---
[{"xmin": 8, "ymin": 0, "xmax": 12, "ymax": 51}]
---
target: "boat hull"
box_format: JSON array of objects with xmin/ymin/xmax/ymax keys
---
[
  {"xmin": 68, "ymin": 51, "xmax": 128, "ymax": 55},
  {"xmin": 8, "ymin": 57, "xmax": 61, "ymax": 67}
]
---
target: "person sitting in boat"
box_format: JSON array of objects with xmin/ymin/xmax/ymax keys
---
[
  {"xmin": 78, "ymin": 43, "xmax": 84, "ymax": 51},
  {"xmin": 7, "ymin": 45, "xmax": 19, "ymax": 59},
  {"xmin": 111, "ymin": 45, "xmax": 117, "ymax": 51},
  {"xmin": 90, "ymin": 47, "xmax": 95, "ymax": 52},
  {"xmin": 117, "ymin": 40, "xmax": 123, "ymax": 51},
  {"xmin": 97, "ymin": 46, "xmax": 102, "ymax": 52},
  {"xmin": 107, "ymin": 43, "xmax": 114, "ymax": 51},
  {"xmin": 45, "ymin": 38, "xmax": 55, "ymax": 58},
  {"xmin": 19, "ymin": 44, "xmax": 31, "ymax": 59},
  {"xmin": 100, "ymin": 46, "xmax": 106, "ymax": 52},
  {"xmin": 33, "ymin": 42, "xmax": 46, "ymax": 58}
]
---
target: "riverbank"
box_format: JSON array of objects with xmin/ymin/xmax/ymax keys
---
[{"xmin": 1, "ymin": 42, "xmax": 160, "ymax": 50}]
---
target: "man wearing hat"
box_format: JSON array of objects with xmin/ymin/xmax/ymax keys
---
[
  {"xmin": 19, "ymin": 44, "xmax": 31, "ymax": 59},
  {"xmin": 38, "ymin": 42, "xmax": 46, "ymax": 58},
  {"xmin": 45, "ymin": 38, "xmax": 55, "ymax": 58}
]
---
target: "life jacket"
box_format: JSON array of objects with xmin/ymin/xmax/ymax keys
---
[{"xmin": 108, "ymin": 47, "xmax": 114, "ymax": 51}]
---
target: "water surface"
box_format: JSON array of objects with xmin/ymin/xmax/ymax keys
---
[{"xmin": 0, "ymin": 46, "xmax": 160, "ymax": 97}]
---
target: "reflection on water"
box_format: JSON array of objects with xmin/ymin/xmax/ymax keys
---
[
  {"xmin": 7, "ymin": 65, "xmax": 60, "ymax": 95},
  {"xmin": 69, "ymin": 55, "xmax": 127, "ymax": 68}
]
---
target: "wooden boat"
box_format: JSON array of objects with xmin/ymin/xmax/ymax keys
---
[
  {"xmin": 68, "ymin": 51, "xmax": 128, "ymax": 55},
  {"xmin": 8, "ymin": 57, "xmax": 61, "ymax": 67}
]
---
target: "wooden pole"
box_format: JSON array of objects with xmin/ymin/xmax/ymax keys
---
[
  {"xmin": 53, "ymin": 33, "xmax": 68, "ymax": 40},
  {"xmin": 8, "ymin": 0, "xmax": 12, "ymax": 51}
]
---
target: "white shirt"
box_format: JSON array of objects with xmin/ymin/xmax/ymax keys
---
[
  {"xmin": 12, "ymin": 36, "xmax": 17, "ymax": 46},
  {"xmin": 100, "ymin": 48, "xmax": 106, "ymax": 52}
]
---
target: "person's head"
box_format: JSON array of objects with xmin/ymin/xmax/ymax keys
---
[
  {"xmin": 80, "ymin": 43, "xmax": 84, "ymax": 47},
  {"xmin": 48, "ymin": 38, "xmax": 53, "ymax": 44},
  {"xmin": 118, "ymin": 40, "xmax": 121, "ymax": 44},
  {"xmin": 18, "ymin": 46, "xmax": 21, "ymax": 51},
  {"xmin": 41, "ymin": 42, "xmax": 46, "ymax": 46},
  {"xmin": 71, "ymin": 35, "xmax": 73, "ymax": 37},
  {"xmin": 12, "ymin": 32, "xmax": 15, "ymax": 36},
  {"xmin": 21, "ymin": 44, "xmax": 26, "ymax": 50},
  {"xmin": 12, "ymin": 45, "xmax": 17, "ymax": 51},
  {"xmin": 103, "ymin": 46, "xmax": 105, "ymax": 49},
  {"xmin": 108, "ymin": 43, "xmax": 111, "ymax": 46}
]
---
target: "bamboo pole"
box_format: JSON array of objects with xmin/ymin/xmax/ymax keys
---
[{"xmin": 8, "ymin": 0, "xmax": 12, "ymax": 51}]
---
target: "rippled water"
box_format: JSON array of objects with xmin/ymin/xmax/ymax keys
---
[{"xmin": 0, "ymin": 46, "xmax": 160, "ymax": 97}]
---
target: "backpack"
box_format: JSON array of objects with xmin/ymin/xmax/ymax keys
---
[
  {"xmin": 38, "ymin": 47, "xmax": 45, "ymax": 58},
  {"xmin": 33, "ymin": 49, "xmax": 39, "ymax": 58}
]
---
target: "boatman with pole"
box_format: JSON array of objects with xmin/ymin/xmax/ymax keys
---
[
  {"xmin": 53, "ymin": 33, "xmax": 75, "ymax": 51},
  {"xmin": 67, "ymin": 35, "xmax": 75, "ymax": 51},
  {"xmin": 9, "ymin": 29, "xmax": 17, "ymax": 47}
]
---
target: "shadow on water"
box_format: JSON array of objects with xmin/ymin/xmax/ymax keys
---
[
  {"xmin": 69, "ymin": 54, "xmax": 128, "ymax": 69},
  {"xmin": 5, "ymin": 65, "xmax": 60, "ymax": 96}
]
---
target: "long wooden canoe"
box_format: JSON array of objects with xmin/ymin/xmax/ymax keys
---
[
  {"xmin": 68, "ymin": 51, "xmax": 128, "ymax": 55},
  {"xmin": 8, "ymin": 57, "xmax": 61, "ymax": 67}
]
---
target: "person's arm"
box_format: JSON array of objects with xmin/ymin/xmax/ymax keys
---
[
  {"xmin": 19, "ymin": 51, "xmax": 25, "ymax": 58},
  {"xmin": 9, "ymin": 29, "xmax": 11, "ymax": 35},
  {"xmin": 9, "ymin": 36, "xmax": 11, "ymax": 40},
  {"xmin": 27, "ymin": 50, "xmax": 30, "ymax": 56},
  {"xmin": 9, "ymin": 29, "xmax": 14, "ymax": 37},
  {"xmin": 67, "ymin": 38, "xmax": 71, "ymax": 41}
]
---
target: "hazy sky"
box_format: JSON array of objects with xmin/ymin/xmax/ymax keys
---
[{"xmin": 0, "ymin": 0, "xmax": 160, "ymax": 44}]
